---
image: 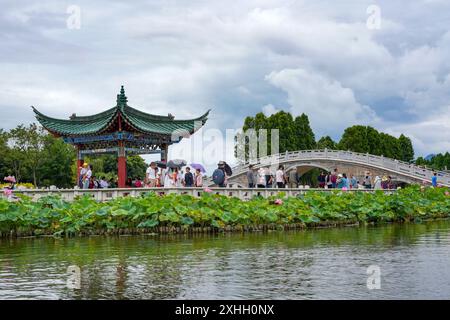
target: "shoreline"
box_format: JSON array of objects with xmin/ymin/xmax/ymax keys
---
[
  {"xmin": 1, "ymin": 186, "xmax": 448, "ymax": 238},
  {"xmin": 2, "ymin": 216, "xmax": 449, "ymax": 239}
]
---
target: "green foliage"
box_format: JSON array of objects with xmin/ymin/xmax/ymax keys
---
[
  {"xmin": 416, "ymin": 153, "xmax": 450, "ymax": 171},
  {"xmin": 338, "ymin": 125, "xmax": 414, "ymax": 161},
  {"xmin": 316, "ymin": 136, "xmax": 337, "ymax": 150},
  {"xmin": 4, "ymin": 124, "xmax": 76, "ymax": 187},
  {"xmin": 294, "ymin": 113, "xmax": 316, "ymax": 150},
  {"xmin": 235, "ymin": 111, "xmax": 316, "ymax": 159},
  {"xmin": 0, "ymin": 187, "xmax": 449, "ymax": 236}
]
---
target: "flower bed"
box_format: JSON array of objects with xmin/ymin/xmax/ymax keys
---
[{"xmin": 0, "ymin": 186, "xmax": 449, "ymax": 237}]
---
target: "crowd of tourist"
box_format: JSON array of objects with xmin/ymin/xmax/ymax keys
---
[
  {"xmin": 78, "ymin": 162, "xmax": 204, "ymax": 189},
  {"xmin": 245, "ymin": 165, "xmax": 399, "ymax": 190},
  {"xmin": 76, "ymin": 161, "xmax": 441, "ymax": 190}
]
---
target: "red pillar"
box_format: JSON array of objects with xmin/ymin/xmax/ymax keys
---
[
  {"xmin": 118, "ymin": 141, "xmax": 126, "ymax": 188},
  {"xmin": 77, "ymin": 158, "xmax": 84, "ymax": 184},
  {"xmin": 76, "ymin": 146, "xmax": 84, "ymax": 185}
]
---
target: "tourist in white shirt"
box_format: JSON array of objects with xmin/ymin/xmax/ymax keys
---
[
  {"xmin": 145, "ymin": 162, "xmax": 158, "ymax": 187},
  {"xmin": 79, "ymin": 163, "xmax": 88, "ymax": 188},
  {"xmin": 83, "ymin": 165, "xmax": 92, "ymax": 189},
  {"xmin": 276, "ymin": 165, "xmax": 285, "ymax": 188},
  {"xmin": 257, "ymin": 167, "xmax": 266, "ymax": 188}
]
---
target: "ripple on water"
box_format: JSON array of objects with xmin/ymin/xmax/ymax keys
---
[{"xmin": 1, "ymin": 220, "xmax": 450, "ymax": 299}]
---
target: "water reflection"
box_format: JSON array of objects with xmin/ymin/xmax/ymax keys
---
[{"xmin": 1, "ymin": 220, "xmax": 450, "ymax": 299}]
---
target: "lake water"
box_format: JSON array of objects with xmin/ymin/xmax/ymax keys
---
[{"xmin": 1, "ymin": 220, "xmax": 450, "ymax": 299}]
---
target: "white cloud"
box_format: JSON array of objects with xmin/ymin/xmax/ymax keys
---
[
  {"xmin": 266, "ymin": 68, "xmax": 378, "ymax": 136},
  {"xmin": 0, "ymin": 0, "xmax": 449, "ymax": 159}
]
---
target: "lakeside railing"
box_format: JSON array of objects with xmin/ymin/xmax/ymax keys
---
[
  {"xmin": 2, "ymin": 187, "xmax": 394, "ymax": 202},
  {"xmin": 230, "ymin": 149, "xmax": 450, "ymax": 186}
]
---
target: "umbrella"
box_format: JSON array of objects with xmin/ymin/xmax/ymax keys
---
[
  {"xmin": 190, "ymin": 163, "xmax": 206, "ymax": 173},
  {"xmin": 154, "ymin": 161, "xmax": 167, "ymax": 169},
  {"xmin": 167, "ymin": 159, "xmax": 187, "ymax": 168},
  {"xmin": 223, "ymin": 162, "xmax": 232, "ymax": 176}
]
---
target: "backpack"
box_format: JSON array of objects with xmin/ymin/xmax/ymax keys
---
[{"xmin": 212, "ymin": 169, "xmax": 225, "ymax": 185}]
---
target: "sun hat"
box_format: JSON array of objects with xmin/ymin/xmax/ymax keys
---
[{"xmin": 83, "ymin": 163, "xmax": 88, "ymax": 167}]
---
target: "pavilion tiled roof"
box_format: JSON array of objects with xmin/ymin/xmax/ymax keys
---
[{"xmin": 32, "ymin": 86, "xmax": 210, "ymax": 137}]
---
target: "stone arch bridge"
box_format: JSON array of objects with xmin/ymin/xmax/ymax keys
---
[{"xmin": 223, "ymin": 149, "xmax": 450, "ymax": 188}]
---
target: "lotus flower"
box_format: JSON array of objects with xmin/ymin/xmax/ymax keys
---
[
  {"xmin": 274, "ymin": 199, "xmax": 283, "ymax": 205},
  {"xmin": 445, "ymin": 191, "xmax": 449, "ymax": 197},
  {"xmin": 204, "ymin": 187, "xmax": 213, "ymax": 193},
  {"xmin": 342, "ymin": 187, "xmax": 348, "ymax": 191},
  {"xmin": 3, "ymin": 189, "xmax": 12, "ymax": 197}
]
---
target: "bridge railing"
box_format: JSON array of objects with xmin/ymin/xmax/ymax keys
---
[
  {"xmin": 2, "ymin": 187, "xmax": 394, "ymax": 202},
  {"xmin": 231, "ymin": 149, "xmax": 450, "ymax": 186}
]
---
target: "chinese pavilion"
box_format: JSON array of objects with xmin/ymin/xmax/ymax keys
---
[{"xmin": 32, "ymin": 86, "xmax": 210, "ymax": 188}]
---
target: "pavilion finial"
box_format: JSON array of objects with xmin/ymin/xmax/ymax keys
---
[{"xmin": 117, "ymin": 85, "xmax": 128, "ymax": 106}]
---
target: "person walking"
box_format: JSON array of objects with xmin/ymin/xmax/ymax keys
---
[
  {"xmin": 82, "ymin": 164, "xmax": 92, "ymax": 189},
  {"xmin": 195, "ymin": 168, "xmax": 203, "ymax": 187},
  {"xmin": 145, "ymin": 162, "xmax": 158, "ymax": 187},
  {"xmin": 342, "ymin": 173, "xmax": 349, "ymax": 189},
  {"xmin": 350, "ymin": 175, "xmax": 358, "ymax": 189},
  {"xmin": 326, "ymin": 172, "xmax": 333, "ymax": 189},
  {"xmin": 432, "ymin": 172, "xmax": 438, "ymax": 187},
  {"xmin": 212, "ymin": 162, "xmax": 227, "ymax": 187},
  {"xmin": 79, "ymin": 163, "xmax": 88, "ymax": 188},
  {"xmin": 330, "ymin": 168, "xmax": 338, "ymax": 188},
  {"xmin": 289, "ymin": 170, "xmax": 299, "ymax": 188},
  {"xmin": 318, "ymin": 172, "xmax": 326, "ymax": 188},
  {"xmin": 363, "ymin": 172, "xmax": 372, "ymax": 189},
  {"xmin": 163, "ymin": 168, "xmax": 172, "ymax": 188},
  {"xmin": 184, "ymin": 167, "xmax": 194, "ymax": 187},
  {"xmin": 246, "ymin": 165, "xmax": 255, "ymax": 188},
  {"xmin": 336, "ymin": 174, "xmax": 344, "ymax": 189},
  {"xmin": 276, "ymin": 165, "xmax": 285, "ymax": 189},
  {"xmin": 257, "ymin": 167, "xmax": 266, "ymax": 188},
  {"xmin": 265, "ymin": 167, "xmax": 273, "ymax": 188},
  {"xmin": 374, "ymin": 176, "xmax": 382, "ymax": 190}
]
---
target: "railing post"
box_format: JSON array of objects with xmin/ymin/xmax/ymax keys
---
[
  {"xmin": 324, "ymin": 148, "xmax": 328, "ymax": 158},
  {"xmin": 366, "ymin": 152, "xmax": 369, "ymax": 164}
]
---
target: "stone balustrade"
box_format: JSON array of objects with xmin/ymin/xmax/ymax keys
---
[{"xmin": 2, "ymin": 187, "xmax": 391, "ymax": 202}]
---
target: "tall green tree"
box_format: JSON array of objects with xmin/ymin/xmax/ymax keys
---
[
  {"xmin": 338, "ymin": 125, "xmax": 371, "ymax": 153},
  {"xmin": 398, "ymin": 134, "xmax": 414, "ymax": 162},
  {"xmin": 235, "ymin": 111, "xmax": 317, "ymax": 161},
  {"xmin": 8, "ymin": 124, "xmax": 45, "ymax": 184},
  {"xmin": 316, "ymin": 136, "xmax": 337, "ymax": 150},
  {"xmin": 39, "ymin": 135, "xmax": 76, "ymax": 188},
  {"xmin": 294, "ymin": 113, "xmax": 316, "ymax": 150}
]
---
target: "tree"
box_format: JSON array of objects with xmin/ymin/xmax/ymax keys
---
[
  {"xmin": 39, "ymin": 135, "xmax": 76, "ymax": 188},
  {"xmin": 8, "ymin": 124, "xmax": 45, "ymax": 184},
  {"xmin": 267, "ymin": 111, "xmax": 296, "ymax": 153},
  {"xmin": 316, "ymin": 136, "xmax": 337, "ymax": 150},
  {"xmin": 398, "ymin": 134, "xmax": 414, "ymax": 162},
  {"xmin": 338, "ymin": 125, "xmax": 370, "ymax": 153},
  {"xmin": 294, "ymin": 113, "xmax": 316, "ymax": 150},
  {"xmin": 378, "ymin": 133, "xmax": 400, "ymax": 159},
  {"xmin": 235, "ymin": 111, "xmax": 317, "ymax": 162},
  {"xmin": 126, "ymin": 155, "xmax": 147, "ymax": 179},
  {"xmin": 415, "ymin": 152, "xmax": 450, "ymax": 170}
]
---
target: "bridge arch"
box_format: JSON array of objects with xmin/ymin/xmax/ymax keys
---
[{"xmin": 226, "ymin": 150, "xmax": 450, "ymax": 187}]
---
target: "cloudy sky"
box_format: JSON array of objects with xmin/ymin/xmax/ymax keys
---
[{"xmin": 1, "ymin": 0, "xmax": 450, "ymax": 164}]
